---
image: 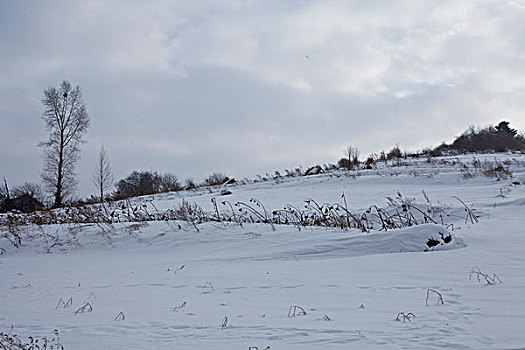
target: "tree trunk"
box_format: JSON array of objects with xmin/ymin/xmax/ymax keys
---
[{"xmin": 54, "ymin": 135, "xmax": 64, "ymax": 208}]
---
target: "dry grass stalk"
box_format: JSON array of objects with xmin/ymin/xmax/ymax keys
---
[
  {"xmin": 221, "ymin": 316, "xmax": 228, "ymax": 328},
  {"xmin": 114, "ymin": 311, "xmax": 125, "ymax": 321},
  {"xmin": 75, "ymin": 302, "xmax": 93, "ymax": 314},
  {"xmin": 55, "ymin": 297, "xmax": 72, "ymax": 309},
  {"xmin": 451, "ymin": 196, "xmax": 479, "ymax": 224},
  {"xmin": 173, "ymin": 301, "xmax": 187, "ymax": 312},
  {"xmin": 426, "ymin": 288, "xmax": 444, "ymax": 306},
  {"xmin": 288, "ymin": 305, "xmax": 307, "ymax": 317},
  {"xmin": 201, "ymin": 281, "xmax": 215, "ymax": 291},
  {"xmin": 396, "ymin": 312, "xmax": 416, "ymax": 322},
  {"xmin": 469, "ymin": 266, "xmax": 502, "ymax": 285}
]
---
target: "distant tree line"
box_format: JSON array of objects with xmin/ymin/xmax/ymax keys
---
[
  {"xmin": 336, "ymin": 121, "xmax": 524, "ymax": 171},
  {"xmin": 433, "ymin": 121, "xmax": 525, "ymax": 154},
  {"xmin": 112, "ymin": 171, "xmax": 231, "ymax": 200},
  {"xmin": 113, "ymin": 171, "xmax": 182, "ymax": 200}
]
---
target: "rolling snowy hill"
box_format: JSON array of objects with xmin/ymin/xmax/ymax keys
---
[{"xmin": 1, "ymin": 154, "xmax": 525, "ymax": 349}]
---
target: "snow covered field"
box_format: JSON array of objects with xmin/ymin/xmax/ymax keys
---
[{"xmin": 1, "ymin": 154, "xmax": 525, "ymax": 349}]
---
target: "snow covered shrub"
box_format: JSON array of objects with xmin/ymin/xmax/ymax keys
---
[
  {"xmin": 114, "ymin": 171, "xmax": 182, "ymax": 199},
  {"xmin": 271, "ymin": 191, "xmax": 464, "ymax": 232},
  {"xmin": 0, "ymin": 328, "xmax": 64, "ymax": 349},
  {"xmin": 304, "ymin": 165, "xmax": 323, "ymax": 176},
  {"xmin": 387, "ymin": 144, "xmax": 403, "ymax": 159},
  {"xmin": 364, "ymin": 155, "xmax": 376, "ymax": 169},
  {"xmin": 482, "ymin": 162, "xmax": 512, "ymax": 180},
  {"xmin": 184, "ymin": 177, "xmax": 198, "ymax": 190},
  {"xmin": 337, "ymin": 157, "xmax": 352, "ymax": 170},
  {"xmin": 0, "ymin": 214, "xmax": 24, "ymax": 247},
  {"xmin": 460, "ymin": 164, "xmax": 477, "ymax": 179},
  {"xmin": 174, "ymin": 200, "xmax": 206, "ymax": 223},
  {"xmin": 203, "ymin": 172, "xmax": 229, "ymax": 186}
]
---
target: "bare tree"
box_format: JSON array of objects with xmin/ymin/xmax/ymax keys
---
[
  {"xmin": 12, "ymin": 182, "xmax": 46, "ymax": 203},
  {"xmin": 40, "ymin": 80, "xmax": 90, "ymax": 208},
  {"xmin": 338, "ymin": 145, "xmax": 360, "ymax": 170},
  {"xmin": 92, "ymin": 145, "xmax": 113, "ymax": 203},
  {"xmin": 158, "ymin": 172, "xmax": 182, "ymax": 192},
  {"xmin": 345, "ymin": 145, "xmax": 359, "ymax": 165}
]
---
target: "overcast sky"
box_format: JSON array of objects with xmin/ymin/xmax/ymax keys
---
[{"xmin": 1, "ymin": 1, "xmax": 524, "ymax": 198}]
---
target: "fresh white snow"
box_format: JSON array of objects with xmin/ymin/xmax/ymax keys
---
[{"xmin": 1, "ymin": 154, "xmax": 525, "ymax": 349}]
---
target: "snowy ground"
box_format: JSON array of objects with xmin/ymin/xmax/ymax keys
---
[{"xmin": 1, "ymin": 154, "xmax": 525, "ymax": 349}]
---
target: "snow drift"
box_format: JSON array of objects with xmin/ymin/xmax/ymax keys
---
[{"xmin": 281, "ymin": 224, "xmax": 465, "ymax": 260}]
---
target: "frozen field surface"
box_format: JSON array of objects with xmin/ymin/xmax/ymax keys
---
[{"xmin": 1, "ymin": 154, "xmax": 525, "ymax": 349}]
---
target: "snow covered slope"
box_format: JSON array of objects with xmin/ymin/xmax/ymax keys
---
[{"xmin": 1, "ymin": 154, "xmax": 524, "ymax": 349}]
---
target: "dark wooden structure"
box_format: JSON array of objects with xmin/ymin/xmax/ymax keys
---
[{"xmin": 0, "ymin": 194, "xmax": 44, "ymax": 213}]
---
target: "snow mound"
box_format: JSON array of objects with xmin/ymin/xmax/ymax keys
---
[
  {"xmin": 497, "ymin": 197, "xmax": 525, "ymax": 207},
  {"xmin": 287, "ymin": 224, "xmax": 465, "ymax": 260}
]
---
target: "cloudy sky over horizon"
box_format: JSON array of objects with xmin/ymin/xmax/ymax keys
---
[{"xmin": 1, "ymin": 0, "xmax": 524, "ymax": 198}]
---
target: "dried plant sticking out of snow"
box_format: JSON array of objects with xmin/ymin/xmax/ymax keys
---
[
  {"xmin": 1, "ymin": 328, "xmax": 64, "ymax": 350},
  {"xmin": 221, "ymin": 316, "xmax": 228, "ymax": 328},
  {"xmin": 55, "ymin": 297, "xmax": 72, "ymax": 309},
  {"xmin": 288, "ymin": 305, "xmax": 307, "ymax": 317},
  {"xmin": 396, "ymin": 312, "xmax": 416, "ymax": 322},
  {"xmin": 173, "ymin": 301, "xmax": 187, "ymax": 312},
  {"xmin": 469, "ymin": 266, "xmax": 502, "ymax": 285},
  {"xmin": 452, "ymin": 196, "xmax": 479, "ymax": 224},
  {"xmin": 75, "ymin": 302, "xmax": 93, "ymax": 314},
  {"xmin": 114, "ymin": 311, "xmax": 125, "ymax": 321},
  {"xmin": 426, "ymin": 289, "xmax": 444, "ymax": 306},
  {"xmin": 201, "ymin": 281, "xmax": 215, "ymax": 293}
]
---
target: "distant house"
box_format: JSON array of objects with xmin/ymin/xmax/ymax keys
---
[{"xmin": 0, "ymin": 194, "xmax": 44, "ymax": 213}]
